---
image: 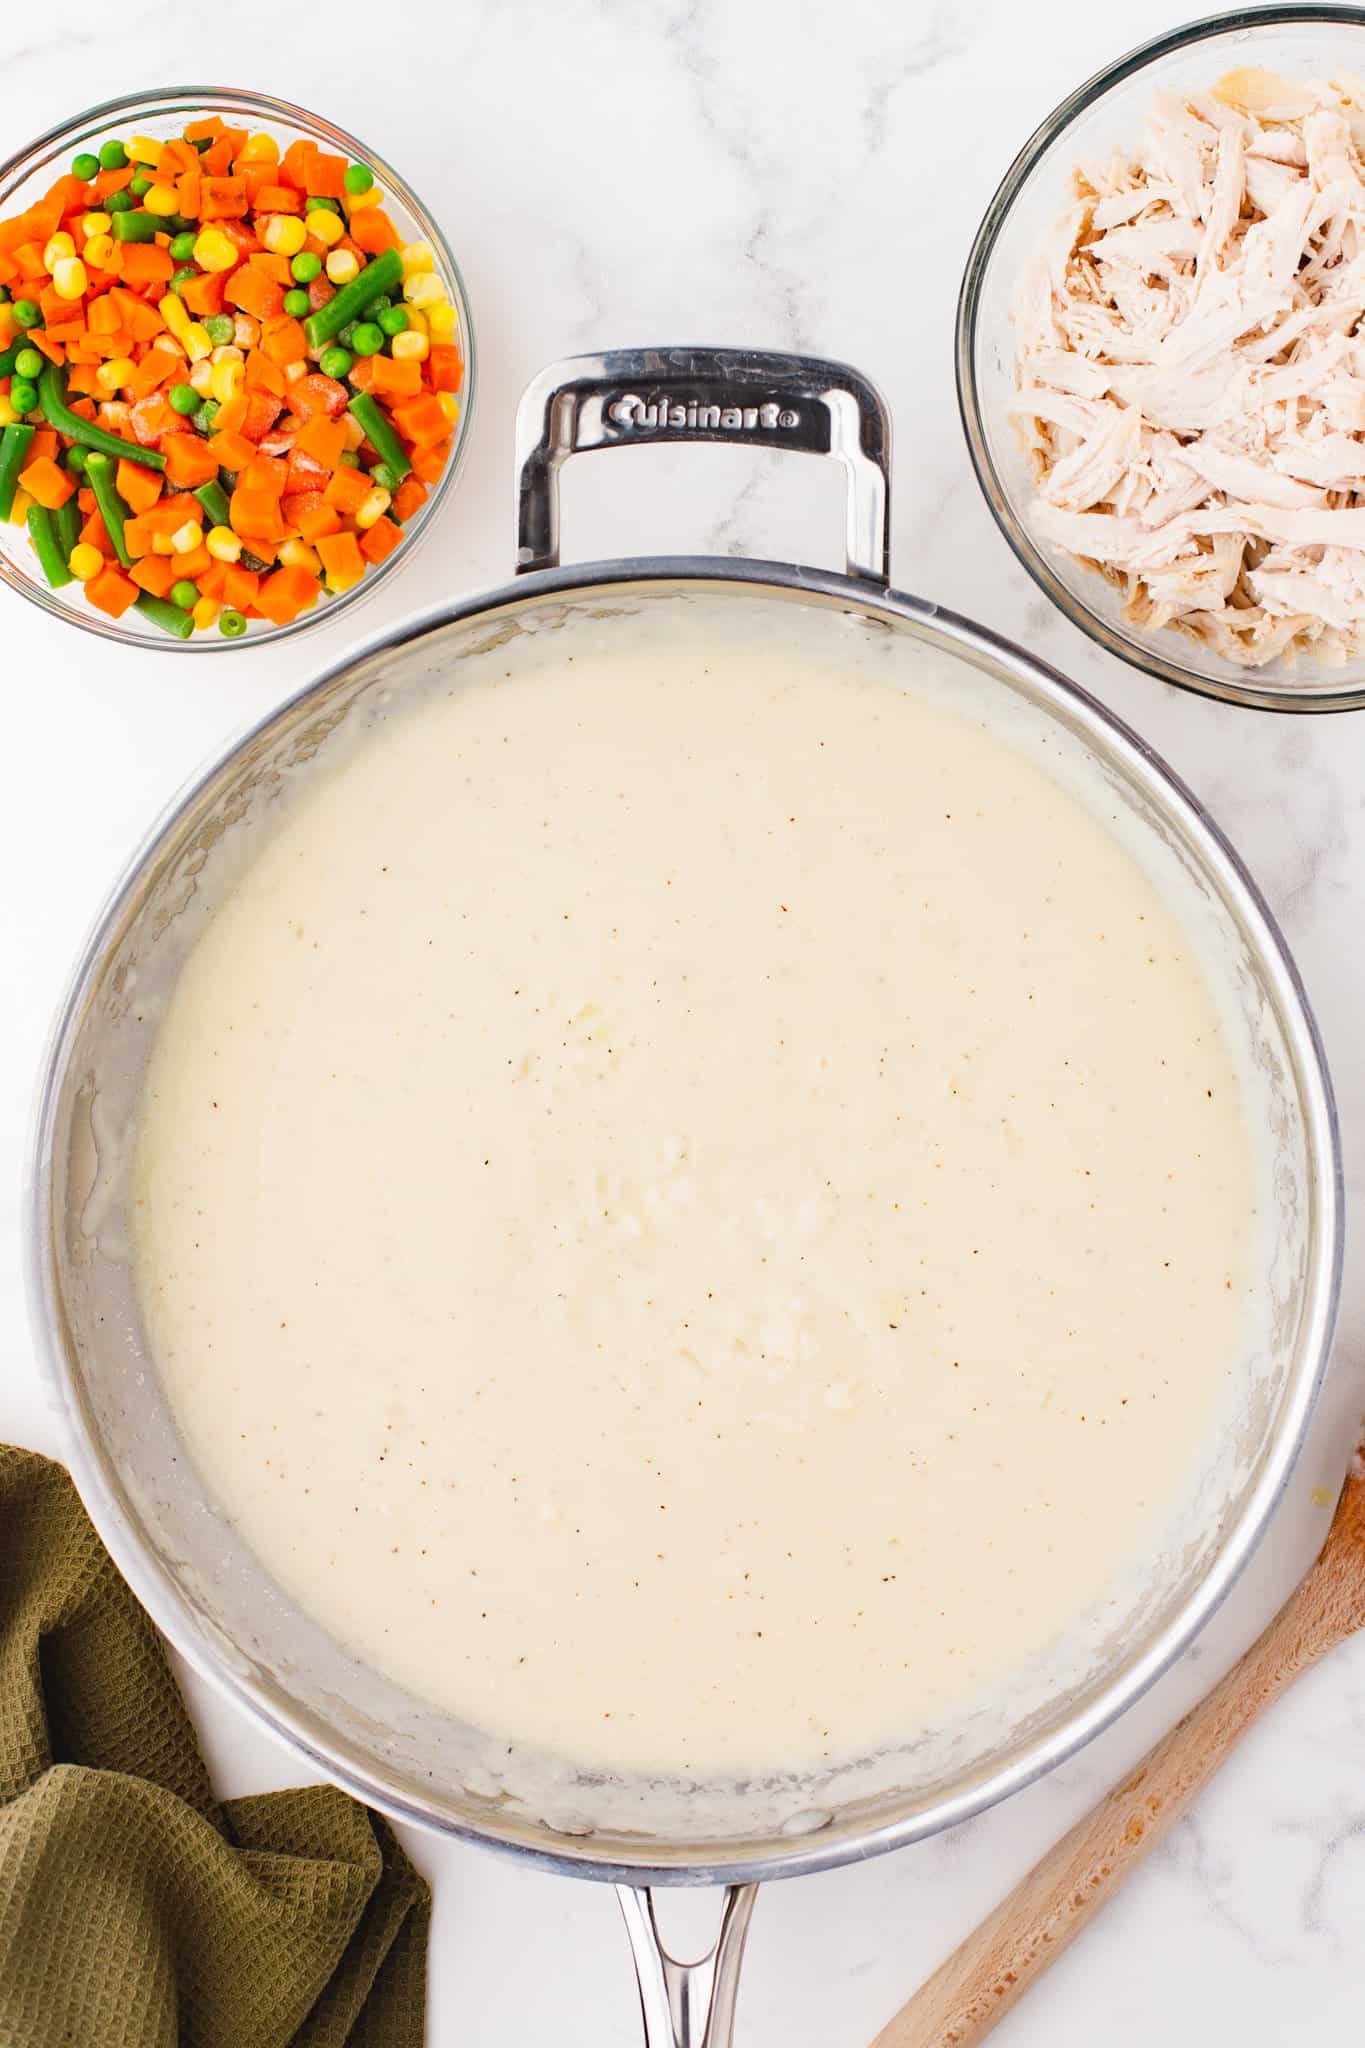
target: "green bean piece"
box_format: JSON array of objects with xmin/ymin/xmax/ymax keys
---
[
  {"xmin": 27, "ymin": 504, "xmax": 73, "ymax": 588},
  {"xmin": 193, "ymin": 400, "xmax": 219, "ymax": 434},
  {"xmin": 53, "ymin": 493, "xmax": 81, "ymax": 563},
  {"xmin": 0, "ymin": 423, "xmax": 35, "ymax": 520},
  {"xmin": 39, "ymin": 364, "xmax": 166, "ymax": 472},
  {"xmin": 112, "ymin": 209, "xmax": 159, "ymax": 243},
  {"xmin": 219, "ymin": 607, "xmax": 247, "ymax": 637},
  {"xmin": 195, "ymin": 478, "xmax": 231, "ymax": 529},
  {"xmin": 136, "ymin": 592, "xmax": 195, "ymax": 639},
  {"xmin": 347, "ymin": 391, "xmax": 411, "ymax": 484},
  {"xmin": 84, "ymin": 451, "xmax": 134, "ymax": 568},
  {"xmin": 304, "ymin": 247, "xmax": 402, "ymax": 350}
]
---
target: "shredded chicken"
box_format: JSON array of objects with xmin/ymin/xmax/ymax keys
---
[{"xmin": 1012, "ymin": 66, "xmax": 1365, "ymax": 668}]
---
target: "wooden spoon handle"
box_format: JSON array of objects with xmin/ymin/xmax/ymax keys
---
[{"xmin": 870, "ymin": 1575, "xmax": 1337, "ymax": 2048}]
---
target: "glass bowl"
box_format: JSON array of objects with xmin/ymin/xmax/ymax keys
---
[
  {"xmin": 0, "ymin": 85, "xmax": 476, "ymax": 651},
  {"xmin": 957, "ymin": 7, "xmax": 1365, "ymax": 714}
]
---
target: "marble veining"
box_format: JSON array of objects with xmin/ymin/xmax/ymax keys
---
[{"xmin": 4, "ymin": 1, "xmax": 1365, "ymax": 2042}]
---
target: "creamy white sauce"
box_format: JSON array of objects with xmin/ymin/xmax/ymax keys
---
[{"xmin": 131, "ymin": 627, "xmax": 1254, "ymax": 1780}]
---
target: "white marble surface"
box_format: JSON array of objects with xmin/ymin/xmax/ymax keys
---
[{"xmin": 4, "ymin": 2, "xmax": 1365, "ymax": 2041}]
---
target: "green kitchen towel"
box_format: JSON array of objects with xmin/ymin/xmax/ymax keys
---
[{"xmin": 0, "ymin": 1445, "xmax": 430, "ymax": 2047}]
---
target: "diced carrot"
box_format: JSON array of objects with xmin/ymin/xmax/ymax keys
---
[
  {"xmin": 249, "ymin": 250, "xmax": 292, "ymax": 287},
  {"xmin": 255, "ymin": 563, "xmax": 320, "ymax": 626},
  {"xmin": 200, "ymin": 138, "xmax": 233, "ymax": 178},
  {"xmin": 76, "ymin": 487, "xmax": 95, "ymax": 514},
  {"xmin": 260, "ymin": 315, "xmax": 307, "ymax": 367},
  {"xmin": 162, "ymin": 139, "xmax": 200, "ymax": 178},
  {"xmin": 279, "ymin": 139, "xmax": 317, "ymax": 191},
  {"xmin": 86, "ymin": 564, "xmax": 138, "ymax": 618},
  {"xmin": 31, "ymin": 328, "xmax": 70, "ymax": 364},
  {"xmin": 39, "ymin": 283, "xmax": 80, "ymax": 330},
  {"xmin": 229, "ymin": 483, "xmax": 286, "ymax": 541},
  {"xmin": 112, "ymin": 291, "xmax": 165, "ymax": 342},
  {"xmin": 180, "ymin": 270, "xmax": 225, "ymax": 318},
  {"xmin": 201, "ymin": 176, "xmax": 249, "ymax": 220},
  {"xmin": 127, "ymin": 393, "xmax": 176, "ymax": 446},
  {"xmin": 307, "ymin": 275, "xmax": 334, "ymax": 313},
  {"xmin": 120, "ymin": 513, "xmax": 154, "ymax": 560},
  {"xmin": 284, "ymin": 492, "xmax": 341, "ymax": 542},
  {"xmin": 128, "ymin": 343, "xmax": 182, "ymax": 399},
  {"xmin": 411, "ymin": 436, "xmax": 451, "ymax": 484},
  {"xmin": 368, "ymin": 354, "xmax": 423, "ymax": 400},
  {"xmin": 255, "ymin": 185, "xmax": 302, "ymax": 215},
  {"xmin": 93, "ymin": 166, "xmax": 134, "ymax": 201},
  {"xmin": 391, "ymin": 475, "xmax": 427, "ymax": 522},
  {"xmin": 176, "ymin": 170, "xmax": 202, "ymax": 219},
  {"xmin": 427, "ymin": 345, "xmax": 462, "ymax": 393},
  {"xmin": 316, "ymin": 530, "xmax": 364, "ymax": 586},
  {"xmin": 350, "ymin": 207, "xmax": 400, "ymax": 255},
  {"xmin": 241, "ymin": 452, "xmax": 288, "ymax": 496},
  {"xmin": 322, "ymin": 464, "xmax": 370, "ymax": 515},
  {"xmin": 131, "ymin": 555, "xmax": 176, "ymax": 597},
  {"xmin": 220, "ymin": 218, "xmax": 259, "ymax": 258},
  {"xmin": 184, "ymin": 116, "xmax": 226, "ymax": 143},
  {"xmin": 170, "ymin": 543, "xmax": 211, "ymax": 578},
  {"xmin": 143, "ymin": 496, "xmax": 199, "ymax": 538},
  {"xmin": 304, "ymin": 151, "xmax": 347, "ymax": 200},
  {"xmin": 240, "ymin": 389, "xmax": 283, "ymax": 442},
  {"xmin": 117, "ymin": 458, "xmax": 162, "ymax": 513},
  {"xmin": 118, "ymin": 242, "xmax": 174, "ymax": 287},
  {"xmin": 18, "ymin": 455, "xmax": 74, "ymax": 510},
  {"xmin": 14, "ymin": 243, "xmax": 48, "ymax": 279},
  {"xmin": 207, "ymin": 426, "xmax": 256, "ymax": 472},
  {"xmin": 80, "ymin": 508, "xmax": 114, "ymax": 557},
  {"xmin": 197, "ymin": 562, "xmax": 229, "ymax": 601},
  {"xmin": 160, "ymin": 435, "xmax": 219, "ymax": 488},
  {"xmin": 212, "ymin": 393, "xmax": 250, "ymax": 439},
  {"xmin": 221, "ymin": 562, "xmax": 260, "ymax": 609},
  {"xmin": 29, "ymin": 428, "xmax": 58, "ymax": 463},
  {"xmin": 283, "ymin": 448, "xmax": 330, "ymax": 498},
  {"xmin": 390, "ymin": 393, "xmax": 449, "ymax": 447},
  {"xmin": 87, "ymin": 295, "xmax": 122, "ymax": 335},
  {"xmin": 294, "ymin": 414, "xmax": 346, "ymax": 470},
  {"xmin": 360, "ymin": 516, "xmax": 402, "ymax": 565},
  {"xmin": 244, "ymin": 349, "xmax": 286, "ymax": 397},
  {"xmin": 224, "ymin": 263, "xmax": 284, "ymax": 320}
]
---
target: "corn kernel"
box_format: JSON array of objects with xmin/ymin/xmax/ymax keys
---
[
  {"xmin": 426, "ymin": 302, "xmax": 457, "ymax": 344},
  {"xmin": 209, "ymin": 357, "xmax": 244, "ymax": 405},
  {"xmin": 437, "ymin": 392, "xmax": 461, "ymax": 425},
  {"xmin": 238, "ymin": 132, "xmax": 280, "ymax": 163},
  {"xmin": 206, "ymin": 524, "xmax": 242, "ymax": 563},
  {"xmin": 325, "ymin": 248, "xmax": 359, "ymax": 284},
  {"xmin": 402, "ymin": 306, "xmax": 428, "ymax": 339},
  {"xmin": 8, "ymin": 487, "xmax": 33, "ymax": 525},
  {"xmin": 43, "ymin": 232, "xmax": 76, "ymax": 268},
  {"xmin": 283, "ymin": 358, "xmax": 306, "ymax": 383},
  {"xmin": 279, "ymin": 536, "xmax": 320, "ymax": 572},
  {"xmin": 80, "ymin": 211, "xmax": 111, "ymax": 238},
  {"xmin": 160, "ymin": 292, "xmax": 191, "ymax": 345},
  {"xmin": 400, "ymin": 241, "xmax": 434, "ymax": 278},
  {"xmin": 192, "ymin": 595, "xmax": 220, "ymax": 631},
  {"xmin": 391, "ymin": 329, "xmax": 428, "ymax": 363},
  {"xmin": 307, "ymin": 208, "xmax": 345, "ymax": 247},
  {"xmin": 83, "ymin": 233, "xmax": 115, "ymax": 270},
  {"xmin": 68, "ymin": 542, "xmax": 103, "ymax": 580},
  {"xmin": 170, "ymin": 518, "xmax": 204, "ymax": 555},
  {"xmin": 96, "ymin": 357, "xmax": 137, "ymax": 395},
  {"xmin": 232, "ymin": 314, "xmax": 260, "ymax": 349},
  {"xmin": 52, "ymin": 257, "xmax": 88, "ymax": 301},
  {"xmin": 210, "ymin": 343, "xmax": 243, "ymax": 365},
  {"xmin": 128, "ymin": 135, "xmax": 164, "ymax": 166},
  {"xmin": 184, "ymin": 321, "xmax": 214, "ymax": 363},
  {"xmin": 193, "ymin": 227, "xmax": 238, "ymax": 274},
  {"xmin": 345, "ymin": 184, "xmax": 382, "ymax": 211},
  {"xmin": 354, "ymin": 486, "xmax": 391, "ymax": 530},
  {"xmin": 144, "ymin": 182, "xmax": 179, "ymax": 217},
  {"xmin": 262, "ymin": 213, "xmax": 307, "ymax": 258},
  {"xmin": 324, "ymin": 555, "xmax": 364, "ymax": 593},
  {"xmin": 402, "ymin": 273, "xmax": 445, "ymax": 310},
  {"xmin": 0, "ymin": 396, "xmax": 15, "ymax": 429},
  {"xmin": 189, "ymin": 359, "xmax": 214, "ymax": 395}
]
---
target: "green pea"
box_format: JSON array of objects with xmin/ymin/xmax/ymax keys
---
[
  {"xmin": 13, "ymin": 347, "xmax": 44, "ymax": 381},
  {"xmin": 194, "ymin": 399, "xmax": 220, "ymax": 433},
  {"xmin": 365, "ymin": 294, "xmax": 392, "ymax": 316},
  {"xmin": 98, "ymin": 139, "xmax": 128, "ymax": 171},
  {"xmin": 338, "ymin": 450, "xmax": 361, "ymax": 468},
  {"xmin": 318, "ymin": 345, "xmax": 352, "ymax": 379},
  {"xmin": 170, "ymin": 579, "xmax": 199, "ymax": 610},
  {"xmin": 9, "ymin": 380, "xmax": 37, "ymax": 415},
  {"xmin": 169, "ymin": 230, "xmax": 198, "ymax": 262},
  {"xmin": 106, "ymin": 189, "xmax": 133, "ymax": 213},
  {"xmin": 168, "ymin": 383, "xmax": 200, "ymax": 417},
  {"xmin": 219, "ymin": 607, "xmax": 247, "ymax": 637},
  {"xmin": 65, "ymin": 444, "xmax": 89, "ymax": 474},
  {"xmin": 377, "ymin": 304, "xmax": 408, "ymax": 337},
  {"xmin": 170, "ymin": 265, "xmax": 198, "ymax": 294},
  {"xmin": 72, "ymin": 151, "xmax": 100, "ymax": 181},
  {"xmin": 129, "ymin": 169, "xmax": 152, "ymax": 198},
  {"xmin": 203, "ymin": 314, "xmax": 235, "ymax": 345},
  {"xmin": 370, "ymin": 462, "xmax": 397, "ymax": 492},
  {"xmin": 338, "ymin": 320, "xmax": 358, "ymax": 346},
  {"xmin": 343, "ymin": 162, "xmax": 373, "ymax": 195},
  {"xmin": 305, "ymin": 194, "xmax": 341, "ymax": 214},
  {"xmin": 349, "ymin": 321, "xmax": 383, "ymax": 357},
  {"xmin": 291, "ymin": 250, "xmax": 322, "ymax": 283},
  {"xmin": 282, "ymin": 288, "xmax": 311, "ymax": 317},
  {"xmin": 11, "ymin": 300, "xmax": 40, "ymax": 330}
]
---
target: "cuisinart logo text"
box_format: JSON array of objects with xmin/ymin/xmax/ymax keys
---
[{"xmin": 608, "ymin": 392, "xmax": 801, "ymax": 431}]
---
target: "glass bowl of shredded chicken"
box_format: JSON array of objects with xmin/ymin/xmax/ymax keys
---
[{"xmin": 959, "ymin": 8, "xmax": 1365, "ymax": 712}]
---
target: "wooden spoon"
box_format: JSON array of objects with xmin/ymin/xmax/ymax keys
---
[{"xmin": 871, "ymin": 1442, "xmax": 1365, "ymax": 2048}]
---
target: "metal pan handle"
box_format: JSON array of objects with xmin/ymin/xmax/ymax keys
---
[
  {"xmin": 515, "ymin": 346, "xmax": 891, "ymax": 584},
  {"xmin": 618, "ymin": 1884, "xmax": 758, "ymax": 2048}
]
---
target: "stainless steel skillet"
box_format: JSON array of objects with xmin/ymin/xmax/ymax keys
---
[{"xmin": 27, "ymin": 348, "xmax": 1342, "ymax": 2045}]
